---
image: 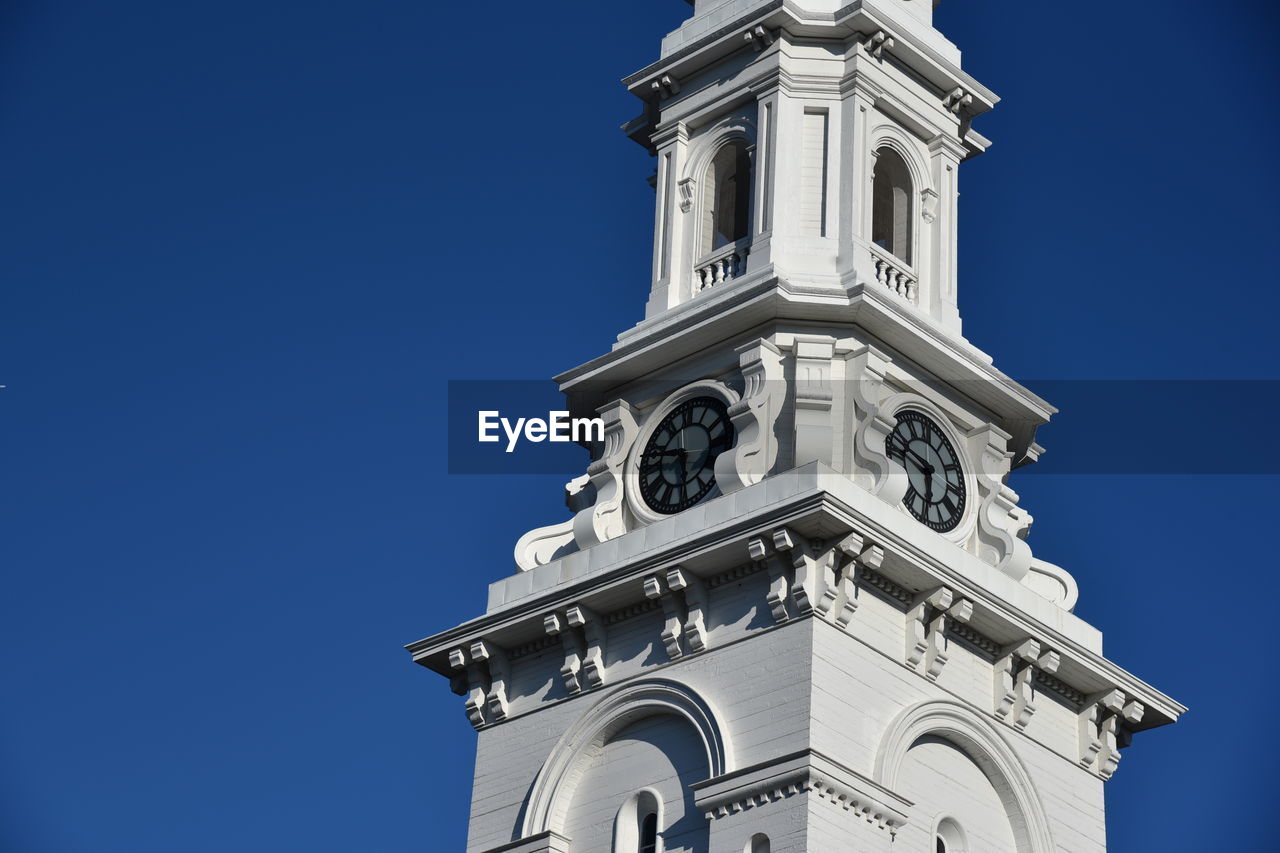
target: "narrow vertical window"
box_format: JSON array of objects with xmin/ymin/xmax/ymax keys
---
[
  {"xmin": 871, "ymin": 147, "xmax": 913, "ymax": 263},
  {"xmin": 747, "ymin": 833, "xmax": 771, "ymax": 853},
  {"xmin": 614, "ymin": 791, "xmax": 662, "ymax": 853},
  {"xmin": 639, "ymin": 811, "xmax": 658, "ymax": 853},
  {"xmin": 936, "ymin": 817, "xmax": 966, "ymax": 853}
]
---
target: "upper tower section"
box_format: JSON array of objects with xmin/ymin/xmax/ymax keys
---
[
  {"xmin": 668, "ymin": 1, "xmax": 946, "ymax": 60},
  {"xmin": 628, "ymin": 0, "xmax": 990, "ymax": 337}
]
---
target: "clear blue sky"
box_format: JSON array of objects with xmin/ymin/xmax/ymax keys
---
[{"xmin": 2, "ymin": 1, "xmax": 1276, "ymax": 850}]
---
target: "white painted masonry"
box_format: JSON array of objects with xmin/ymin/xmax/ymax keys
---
[{"xmin": 409, "ymin": 2, "xmax": 1184, "ymax": 851}]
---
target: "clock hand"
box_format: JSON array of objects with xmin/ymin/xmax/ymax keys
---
[{"xmin": 900, "ymin": 444, "xmax": 936, "ymax": 475}]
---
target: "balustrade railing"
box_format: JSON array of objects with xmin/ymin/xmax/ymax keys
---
[
  {"xmin": 870, "ymin": 245, "xmax": 918, "ymax": 304},
  {"xmin": 693, "ymin": 240, "xmax": 750, "ymax": 294}
]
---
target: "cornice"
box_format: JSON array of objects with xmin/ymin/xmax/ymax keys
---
[
  {"xmin": 553, "ymin": 274, "xmax": 1055, "ymax": 452},
  {"xmin": 623, "ymin": 2, "xmax": 996, "ymax": 117},
  {"xmin": 406, "ymin": 466, "xmax": 1185, "ymax": 735},
  {"xmin": 692, "ymin": 748, "xmax": 911, "ymax": 832}
]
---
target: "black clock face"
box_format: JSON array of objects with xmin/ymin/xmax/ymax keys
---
[
  {"xmin": 638, "ymin": 396, "xmax": 734, "ymax": 514},
  {"xmin": 886, "ymin": 410, "xmax": 966, "ymax": 532}
]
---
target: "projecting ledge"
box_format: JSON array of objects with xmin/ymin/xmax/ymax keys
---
[
  {"xmin": 692, "ymin": 748, "xmax": 910, "ymax": 832},
  {"xmin": 477, "ymin": 831, "xmax": 570, "ymax": 853}
]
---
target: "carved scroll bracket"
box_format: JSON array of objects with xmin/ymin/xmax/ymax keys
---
[
  {"xmin": 514, "ymin": 475, "xmax": 591, "ymax": 572},
  {"xmin": 545, "ymin": 605, "xmax": 607, "ymax": 696},
  {"xmin": 967, "ymin": 424, "xmax": 1032, "ymax": 581},
  {"xmin": 644, "ymin": 567, "xmax": 708, "ymax": 660},
  {"xmin": 993, "ymin": 639, "xmax": 1060, "ymax": 731},
  {"xmin": 747, "ymin": 535, "xmax": 789, "ymax": 624},
  {"xmin": 905, "ymin": 587, "xmax": 972, "ymax": 681},
  {"xmin": 449, "ymin": 640, "xmax": 509, "ymax": 729},
  {"xmin": 815, "ymin": 532, "xmax": 885, "ymax": 629},
  {"xmin": 715, "ymin": 340, "xmax": 785, "ymax": 496},
  {"xmin": 677, "ymin": 177, "xmax": 695, "ymax": 213},
  {"xmin": 1079, "ymin": 689, "xmax": 1145, "ymax": 780},
  {"xmin": 845, "ymin": 346, "xmax": 908, "ymax": 506},
  {"xmin": 572, "ymin": 400, "xmax": 639, "ymax": 551}
]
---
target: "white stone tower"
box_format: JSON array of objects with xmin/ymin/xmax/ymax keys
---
[{"xmin": 408, "ymin": 3, "xmax": 1184, "ymax": 852}]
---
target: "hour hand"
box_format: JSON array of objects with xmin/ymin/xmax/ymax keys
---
[{"xmin": 892, "ymin": 441, "xmax": 934, "ymax": 474}]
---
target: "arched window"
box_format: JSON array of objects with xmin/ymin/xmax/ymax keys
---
[
  {"xmin": 746, "ymin": 833, "xmax": 770, "ymax": 853},
  {"xmin": 614, "ymin": 790, "xmax": 661, "ymax": 853},
  {"xmin": 639, "ymin": 812, "xmax": 658, "ymax": 853},
  {"xmin": 702, "ymin": 142, "xmax": 753, "ymax": 254},
  {"xmin": 871, "ymin": 147, "xmax": 913, "ymax": 263},
  {"xmin": 935, "ymin": 817, "xmax": 967, "ymax": 853}
]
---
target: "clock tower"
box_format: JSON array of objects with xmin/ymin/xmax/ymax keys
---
[{"xmin": 409, "ymin": 2, "xmax": 1184, "ymax": 852}]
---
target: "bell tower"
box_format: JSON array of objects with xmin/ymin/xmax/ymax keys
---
[
  {"xmin": 640, "ymin": 0, "xmax": 976, "ymax": 334},
  {"xmin": 409, "ymin": 3, "xmax": 1184, "ymax": 853}
]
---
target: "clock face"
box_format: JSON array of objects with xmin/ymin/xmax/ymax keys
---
[
  {"xmin": 886, "ymin": 410, "xmax": 966, "ymax": 532},
  {"xmin": 638, "ymin": 396, "xmax": 735, "ymax": 514}
]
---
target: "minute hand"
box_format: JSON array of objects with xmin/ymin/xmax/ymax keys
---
[{"xmin": 900, "ymin": 445, "xmax": 935, "ymax": 473}]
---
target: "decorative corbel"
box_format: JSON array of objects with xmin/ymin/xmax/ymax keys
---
[
  {"xmin": 968, "ymin": 425, "xmax": 1033, "ymax": 581},
  {"xmin": 815, "ymin": 534, "xmax": 853, "ymax": 621},
  {"xmin": 906, "ymin": 588, "xmax": 951, "ymax": 670},
  {"xmin": 448, "ymin": 646, "xmax": 487, "ymax": 729},
  {"xmin": 714, "ymin": 340, "xmax": 784, "ymax": 496},
  {"xmin": 816, "ymin": 532, "xmax": 885, "ymax": 631},
  {"xmin": 845, "ymin": 347, "xmax": 908, "ymax": 506},
  {"xmin": 744, "ymin": 25, "xmax": 774, "ymax": 52},
  {"xmin": 993, "ymin": 639, "xmax": 1041, "ymax": 727},
  {"xmin": 927, "ymin": 597, "xmax": 972, "ymax": 680},
  {"xmin": 644, "ymin": 573, "xmax": 685, "ymax": 660},
  {"xmin": 943, "ymin": 87, "xmax": 973, "ymax": 115},
  {"xmin": 920, "ymin": 188, "xmax": 940, "ymax": 224},
  {"xmin": 470, "ymin": 640, "xmax": 509, "ymax": 723},
  {"xmin": 677, "ymin": 177, "xmax": 695, "ymax": 213},
  {"xmin": 863, "ymin": 30, "xmax": 895, "ymax": 59},
  {"xmin": 773, "ymin": 528, "xmax": 820, "ymax": 616},
  {"xmin": 513, "ymin": 475, "xmax": 591, "ymax": 571},
  {"xmin": 1078, "ymin": 697, "xmax": 1106, "ymax": 770},
  {"xmin": 665, "ymin": 567, "xmax": 708, "ymax": 654},
  {"xmin": 545, "ymin": 611, "xmax": 585, "ymax": 695},
  {"xmin": 1013, "ymin": 648, "xmax": 1060, "ymax": 730},
  {"xmin": 748, "ymin": 535, "xmax": 790, "ymax": 624},
  {"xmin": 1079, "ymin": 689, "xmax": 1144, "ymax": 778},
  {"xmin": 905, "ymin": 587, "xmax": 971, "ymax": 680},
  {"xmin": 650, "ymin": 74, "xmax": 680, "ymax": 98},
  {"xmin": 565, "ymin": 605, "xmax": 606, "ymax": 690},
  {"xmin": 572, "ymin": 401, "xmax": 639, "ymax": 551}
]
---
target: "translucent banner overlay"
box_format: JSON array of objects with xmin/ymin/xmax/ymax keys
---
[{"xmin": 446, "ymin": 380, "xmax": 1280, "ymax": 475}]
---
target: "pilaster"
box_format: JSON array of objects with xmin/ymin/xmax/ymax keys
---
[
  {"xmin": 646, "ymin": 122, "xmax": 691, "ymax": 319},
  {"xmin": 927, "ymin": 134, "xmax": 966, "ymax": 334}
]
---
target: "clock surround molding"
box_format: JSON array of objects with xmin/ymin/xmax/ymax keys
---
[{"xmin": 625, "ymin": 379, "xmax": 741, "ymax": 527}]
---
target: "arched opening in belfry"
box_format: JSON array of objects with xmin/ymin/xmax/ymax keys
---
[
  {"xmin": 703, "ymin": 141, "xmax": 753, "ymax": 254},
  {"xmin": 872, "ymin": 146, "xmax": 914, "ymax": 263}
]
